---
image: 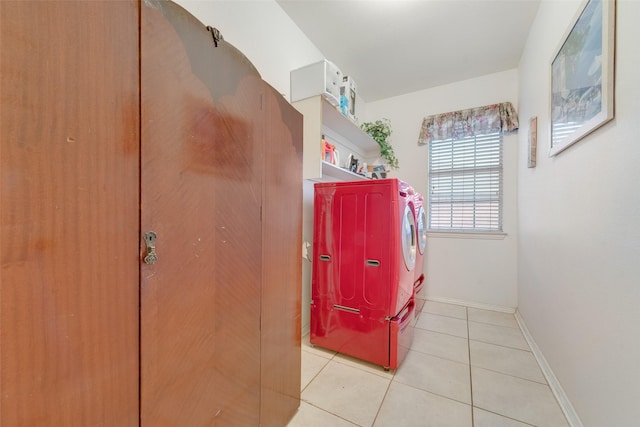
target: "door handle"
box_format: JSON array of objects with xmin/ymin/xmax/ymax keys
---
[{"xmin": 143, "ymin": 231, "xmax": 158, "ymax": 264}]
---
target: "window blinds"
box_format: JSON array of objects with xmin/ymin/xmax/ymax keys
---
[{"xmin": 428, "ymin": 132, "xmax": 503, "ymax": 232}]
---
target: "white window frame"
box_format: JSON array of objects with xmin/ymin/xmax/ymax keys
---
[{"xmin": 427, "ymin": 132, "xmax": 504, "ymax": 235}]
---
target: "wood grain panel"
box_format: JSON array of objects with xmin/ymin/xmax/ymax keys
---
[
  {"xmin": 0, "ymin": 1, "xmax": 140, "ymax": 425},
  {"xmin": 141, "ymin": 1, "xmax": 263, "ymax": 425},
  {"xmin": 260, "ymin": 86, "xmax": 303, "ymax": 426}
]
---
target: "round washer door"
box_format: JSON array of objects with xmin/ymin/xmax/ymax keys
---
[
  {"xmin": 417, "ymin": 206, "xmax": 427, "ymax": 255},
  {"xmin": 401, "ymin": 205, "xmax": 417, "ymax": 270}
]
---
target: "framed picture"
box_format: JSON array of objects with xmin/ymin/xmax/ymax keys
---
[
  {"xmin": 549, "ymin": 0, "xmax": 615, "ymax": 156},
  {"xmin": 528, "ymin": 117, "xmax": 537, "ymax": 168}
]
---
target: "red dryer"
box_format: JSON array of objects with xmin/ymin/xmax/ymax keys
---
[
  {"xmin": 311, "ymin": 178, "xmax": 416, "ymax": 369},
  {"xmin": 413, "ymin": 191, "xmax": 427, "ymax": 313}
]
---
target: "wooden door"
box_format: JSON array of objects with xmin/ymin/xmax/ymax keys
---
[
  {"xmin": 0, "ymin": 1, "xmax": 140, "ymax": 425},
  {"xmin": 140, "ymin": 1, "xmax": 264, "ymax": 425},
  {"xmin": 260, "ymin": 87, "xmax": 303, "ymax": 426}
]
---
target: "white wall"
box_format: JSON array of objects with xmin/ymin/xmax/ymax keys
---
[
  {"xmin": 517, "ymin": 0, "xmax": 640, "ymax": 425},
  {"xmin": 173, "ymin": 0, "xmax": 323, "ymax": 99},
  {"xmin": 365, "ymin": 70, "xmax": 520, "ymax": 310}
]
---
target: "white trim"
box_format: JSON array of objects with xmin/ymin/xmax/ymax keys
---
[
  {"xmin": 427, "ymin": 231, "xmax": 507, "ymax": 240},
  {"xmin": 515, "ymin": 310, "xmax": 584, "ymax": 427},
  {"xmin": 426, "ymin": 296, "xmax": 515, "ymax": 313}
]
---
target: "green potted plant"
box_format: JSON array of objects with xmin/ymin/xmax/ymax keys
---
[{"xmin": 360, "ymin": 118, "xmax": 399, "ymax": 169}]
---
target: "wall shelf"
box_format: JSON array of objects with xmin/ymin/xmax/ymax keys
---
[
  {"xmin": 317, "ymin": 161, "xmax": 368, "ymax": 182},
  {"xmin": 293, "ymin": 95, "xmax": 379, "ymax": 181}
]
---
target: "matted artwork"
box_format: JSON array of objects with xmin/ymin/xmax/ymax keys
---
[{"xmin": 550, "ymin": 0, "xmax": 615, "ymax": 156}]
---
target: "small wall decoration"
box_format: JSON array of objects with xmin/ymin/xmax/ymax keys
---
[
  {"xmin": 550, "ymin": 0, "xmax": 615, "ymax": 156},
  {"xmin": 528, "ymin": 117, "xmax": 537, "ymax": 168}
]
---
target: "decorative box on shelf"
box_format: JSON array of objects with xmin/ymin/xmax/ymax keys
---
[{"xmin": 291, "ymin": 60, "xmax": 343, "ymax": 107}]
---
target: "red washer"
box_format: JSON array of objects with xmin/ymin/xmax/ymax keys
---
[
  {"xmin": 413, "ymin": 192, "xmax": 427, "ymax": 313},
  {"xmin": 311, "ymin": 178, "xmax": 416, "ymax": 369}
]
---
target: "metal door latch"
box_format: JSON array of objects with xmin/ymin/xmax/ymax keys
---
[
  {"xmin": 143, "ymin": 231, "xmax": 158, "ymax": 264},
  {"xmin": 206, "ymin": 26, "xmax": 223, "ymax": 47}
]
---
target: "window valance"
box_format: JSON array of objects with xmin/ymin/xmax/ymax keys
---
[{"xmin": 417, "ymin": 102, "xmax": 519, "ymax": 146}]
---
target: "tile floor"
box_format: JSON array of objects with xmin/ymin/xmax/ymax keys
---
[{"xmin": 288, "ymin": 300, "xmax": 569, "ymax": 427}]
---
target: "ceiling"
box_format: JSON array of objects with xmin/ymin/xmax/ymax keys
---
[{"xmin": 276, "ymin": 0, "xmax": 540, "ymax": 102}]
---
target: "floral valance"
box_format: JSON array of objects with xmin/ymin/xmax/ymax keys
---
[{"xmin": 417, "ymin": 102, "xmax": 519, "ymax": 145}]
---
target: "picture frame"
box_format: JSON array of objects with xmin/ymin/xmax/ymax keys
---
[
  {"xmin": 549, "ymin": 0, "xmax": 615, "ymax": 156},
  {"xmin": 528, "ymin": 117, "xmax": 537, "ymax": 168}
]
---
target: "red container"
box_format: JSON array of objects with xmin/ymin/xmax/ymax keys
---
[{"xmin": 311, "ymin": 178, "xmax": 417, "ymax": 369}]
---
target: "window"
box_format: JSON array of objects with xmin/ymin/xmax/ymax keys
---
[
  {"xmin": 418, "ymin": 101, "xmax": 517, "ymax": 233},
  {"xmin": 428, "ymin": 132, "xmax": 503, "ymax": 232}
]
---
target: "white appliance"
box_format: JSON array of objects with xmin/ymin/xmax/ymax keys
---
[{"xmin": 290, "ymin": 60, "xmax": 343, "ymax": 106}]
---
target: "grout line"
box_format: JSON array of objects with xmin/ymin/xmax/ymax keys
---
[
  {"xmin": 298, "ymin": 401, "xmax": 360, "ymax": 426},
  {"xmin": 467, "ymin": 306, "xmax": 475, "ymax": 427},
  {"xmin": 470, "ymin": 365, "xmax": 548, "ymax": 386},
  {"xmin": 467, "ymin": 336, "xmax": 532, "ymax": 353},
  {"xmin": 413, "ymin": 325, "xmax": 468, "ymax": 340},
  {"xmin": 330, "ymin": 355, "xmax": 395, "ymax": 380},
  {"xmin": 299, "ymin": 356, "xmax": 331, "ymax": 394},
  {"xmin": 403, "ymin": 347, "xmax": 469, "ymax": 367},
  {"xmin": 371, "ymin": 374, "xmax": 394, "ymax": 426},
  {"xmin": 421, "ymin": 310, "xmax": 468, "ymax": 322},
  {"xmin": 391, "ymin": 378, "xmax": 473, "ymax": 407},
  {"xmin": 301, "ymin": 346, "xmax": 336, "ymax": 360},
  {"xmin": 475, "ymin": 407, "xmax": 538, "ymax": 426},
  {"xmin": 467, "ymin": 318, "xmax": 521, "ymax": 330},
  {"xmin": 426, "ymin": 296, "xmax": 515, "ymax": 314}
]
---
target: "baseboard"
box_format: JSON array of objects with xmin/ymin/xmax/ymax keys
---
[
  {"xmin": 515, "ymin": 310, "xmax": 583, "ymax": 427},
  {"xmin": 426, "ymin": 296, "xmax": 516, "ymax": 314}
]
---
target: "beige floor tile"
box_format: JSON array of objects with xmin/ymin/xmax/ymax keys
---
[
  {"xmin": 393, "ymin": 350, "xmax": 471, "ymax": 404},
  {"xmin": 469, "ymin": 340, "xmax": 545, "ymax": 383},
  {"xmin": 287, "ymin": 401, "xmax": 358, "ymax": 427},
  {"xmin": 412, "ymin": 311, "xmax": 421, "ymax": 325},
  {"xmin": 422, "ymin": 300, "xmax": 468, "ymax": 320},
  {"xmin": 303, "ymin": 333, "xmax": 338, "ymax": 359},
  {"xmin": 467, "ymin": 307, "xmax": 519, "ymax": 329},
  {"xmin": 416, "ymin": 313, "xmax": 468, "ymax": 338},
  {"xmin": 302, "ymin": 359, "xmax": 391, "ymax": 427},
  {"xmin": 298, "ymin": 306, "xmax": 567, "ymax": 427},
  {"xmin": 301, "ymin": 350, "xmax": 331, "ymax": 391},
  {"xmin": 374, "ymin": 382, "xmax": 472, "ymax": 427},
  {"xmin": 473, "ymin": 407, "xmax": 532, "ymax": 427},
  {"xmin": 468, "ymin": 321, "xmax": 529, "ymax": 350},
  {"xmin": 333, "ymin": 353, "xmax": 395, "ymax": 380},
  {"xmin": 472, "ymin": 367, "xmax": 569, "ymax": 427},
  {"xmin": 411, "ymin": 328, "xmax": 469, "ymax": 364}
]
